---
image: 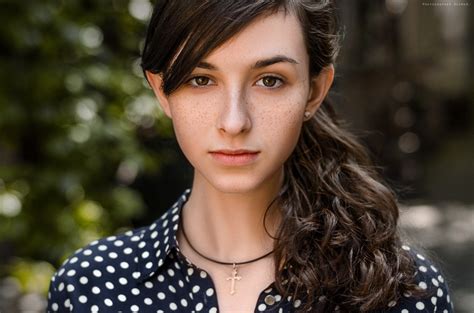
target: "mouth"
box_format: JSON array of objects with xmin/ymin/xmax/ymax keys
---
[{"xmin": 209, "ymin": 149, "xmax": 260, "ymax": 166}]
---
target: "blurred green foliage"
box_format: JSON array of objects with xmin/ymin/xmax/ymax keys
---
[{"xmin": 0, "ymin": 0, "xmax": 173, "ymax": 296}]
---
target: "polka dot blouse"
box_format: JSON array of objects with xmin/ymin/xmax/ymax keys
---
[{"xmin": 47, "ymin": 188, "xmax": 455, "ymax": 312}]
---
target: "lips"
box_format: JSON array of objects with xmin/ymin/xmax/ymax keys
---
[
  {"xmin": 209, "ymin": 149, "xmax": 260, "ymax": 166},
  {"xmin": 209, "ymin": 149, "xmax": 259, "ymax": 155}
]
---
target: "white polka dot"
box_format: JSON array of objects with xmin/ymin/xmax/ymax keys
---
[
  {"xmin": 77, "ymin": 276, "xmax": 88, "ymax": 284},
  {"xmin": 438, "ymin": 275, "xmax": 444, "ymax": 283},
  {"xmin": 80, "ymin": 261, "xmax": 90, "ymax": 268},
  {"xmin": 388, "ymin": 300, "xmax": 397, "ymax": 307},
  {"xmin": 106, "ymin": 265, "xmax": 115, "ymax": 273},
  {"xmin": 416, "ymin": 253, "xmax": 425, "ymax": 260},
  {"xmin": 157, "ymin": 274, "xmax": 165, "ymax": 282},
  {"xmin": 132, "ymin": 272, "xmax": 141, "ymax": 279},
  {"xmin": 109, "ymin": 252, "xmax": 118, "ymax": 259},
  {"xmin": 431, "ymin": 296, "xmax": 437, "ymax": 305},
  {"xmin": 401, "ymin": 310, "xmax": 409, "ymax": 313},
  {"xmin": 258, "ymin": 303, "xmax": 267, "ymax": 311},
  {"xmin": 51, "ymin": 303, "xmax": 58, "ymax": 310},
  {"xmin": 170, "ymin": 302, "xmax": 177, "ymax": 310},
  {"xmin": 58, "ymin": 282, "xmax": 65, "ymax": 291},
  {"xmin": 83, "ymin": 249, "xmax": 92, "ymax": 256},
  {"xmin": 142, "ymin": 251, "xmax": 150, "ymax": 258},
  {"xmin": 105, "ymin": 281, "xmax": 114, "ymax": 289},
  {"xmin": 93, "ymin": 270, "xmax": 102, "ymax": 277},
  {"xmin": 119, "ymin": 277, "xmax": 128, "ymax": 285},
  {"xmin": 78, "ymin": 295, "xmax": 87, "ymax": 303},
  {"xmin": 118, "ymin": 294, "xmax": 127, "ymax": 302},
  {"xmin": 114, "ymin": 240, "xmax": 124, "ymax": 247},
  {"xmin": 418, "ymin": 281, "xmax": 428, "ymax": 289},
  {"xmin": 401, "ymin": 245, "xmax": 411, "ymax": 251},
  {"xmin": 66, "ymin": 284, "xmax": 75, "ymax": 292},
  {"xmin": 69, "ymin": 257, "xmax": 78, "ymax": 264},
  {"xmin": 92, "ymin": 286, "xmax": 100, "ymax": 294},
  {"xmin": 192, "ymin": 285, "xmax": 200, "ymax": 293},
  {"xmin": 145, "ymin": 281, "xmax": 153, "ymax": 288},
  {"xmin": 131, "ymin": 288, "xmax": 140, "ymax": 295},
  {"xmin": 66, "ymin": 270, "xmax": 76, "ymax": 277},
  {"xmin": 419, "ymin": 265, "xmax": 427, "ymax": 272},
  {"xmin": 98, "ymin": 245, "xmax": 107, "ymax": 251},
  {"xmin": 432, "ymin": 278, "xmax": 439, "ymax": 287},
  {"xmin": 180, "ymin": 298, "xmax": 188, "ymax": 307},
  {"xmin": 157, "ymin": 292, "xmax": 165, "ymax": 300},
  {"xmin": 124, "ymin": 247, "xmax": 133, "ymax": 254},
  {"xmin": 91, "ymin": 305, "xmax": 99, "ymax": 312},
  {"xmin": 94, "ymin": 256, "xmax": 104, "ymax": 262},
  {"xmin": 104, "ymin": 298, "xmax": 113, "ymax": 306},
  {"xmin": 120, "ymin": 262, "xmax": 129, "ymax": 269},
  {"xmin": 294, "ymin": 299, "xmax": 302, "ymax": 308},
  {"xmin": 144, "ymin": 297, "xmax": 153, "ymax": 305},
  {"xmin": 187, "ymin": 268, "xmax": 194, "ymax": 276},
  {"xmin": 167, "ymin": 269, "xmax": 175, "ymax": 277},
  {"xmin": 200, "ymin": 271, "xmax": 207, "ymax": 278},
  {"xmin": 437, "ymin": 288, "xmax": 444, "ymax": 297},
  {"xmin": 431, "ymin": 265, "xmax": 438, "ymax": 272},
  {"xmin": 209, "ymin": 307, "xmax": 217, "ymax": 313},
  {"xmin": 169, "ymin": 285, "xmax": 176, "ymax": 293},
  {"xmin": 206, "ymin": 288, "xmax": 214, "ymax": 296},
  {"xmin": 195, "ymin": 302, "xmax": 203, "ymax": 311},
  {"xmin": 130, "ymin": 304, "xmax": 139, "ymax": 311},
  {"xmin": 416, "ymin": 301, "xmax": 425, "ymax": 310}
]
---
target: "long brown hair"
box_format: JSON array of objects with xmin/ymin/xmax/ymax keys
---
[{"xmin": 141, "ymin": 0, "xmax": 433, "ymax": 311}]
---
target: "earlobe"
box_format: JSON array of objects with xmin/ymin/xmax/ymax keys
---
[
  {"xmin": 145, "ymin": 71, "xmax": 173, "ymax": 119},
  {"xmin": 305, "ymin": 64, "xmax": 335, "ymax": 116}
]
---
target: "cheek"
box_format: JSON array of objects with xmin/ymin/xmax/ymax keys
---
[
  {"xmin": 258, "ymin": 96, "xmax": 305, "ymax": 152},
  {"xmin": 167, "ymin": 98, "xmax": 213, "ymax": 162}
]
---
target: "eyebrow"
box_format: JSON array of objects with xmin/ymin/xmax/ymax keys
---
[{"xmin": 195, "ymin": 55, "xmax": 299, "ymax": 71}]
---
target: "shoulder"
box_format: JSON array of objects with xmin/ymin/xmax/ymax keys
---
[
  {"xmin": 46, "ymin": 226, "xmax": 148, "ymax": 311},
  {"xmin": 384, "ymin": 244, "xmax": 454, "ymax": 313},
  {"xmin": 45, "ymin": 188, "xmax": 188, "ymax": 312}
]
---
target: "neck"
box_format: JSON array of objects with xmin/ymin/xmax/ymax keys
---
[{"xmin": 179, "ymin": 169, "xmax": 284, "ymax": 263}]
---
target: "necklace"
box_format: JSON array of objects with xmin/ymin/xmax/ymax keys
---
[
  {"xmin": 179, "ymin": 217, "xmax": 274, "ymax": 295},
  {"xmin": 178, "ymin": 189, "xmax": 285, "ymax": 295}
]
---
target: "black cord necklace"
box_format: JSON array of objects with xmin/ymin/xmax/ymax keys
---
[{"xmin": 178, "ymin": 190, "xmax": 284, "ymax": 295}]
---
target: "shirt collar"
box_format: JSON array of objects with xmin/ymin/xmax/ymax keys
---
[{"xmin": 134, "ymin": 188, "xmax": 191, "ymax": 284}]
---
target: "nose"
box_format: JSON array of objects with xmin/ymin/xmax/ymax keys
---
[{"xmin": 217, "ymin": 87, "xmax": 252, "ymax": 135}]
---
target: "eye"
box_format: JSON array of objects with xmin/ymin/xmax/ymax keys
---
[
  {"xmin": 256, "ymin": 75, "xmax": 284, "ymax": 88},
  {"xmin": 187, "ymin": 76, "xmax": 213, "ymax": 87}
]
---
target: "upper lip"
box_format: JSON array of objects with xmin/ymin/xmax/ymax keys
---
[{"xmin": 210, "ymin": 149, "xmax": 260, "ymax": 155}]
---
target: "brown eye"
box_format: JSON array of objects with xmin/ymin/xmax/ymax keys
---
[
  {"xmin": 257, "ymin": 75, "xmax": 284, "ymax": 88},
  {"xmin": 189, "ymin": 76, "xmax": 210, "ymax": 86},
  {"xmin": 263, "ymin": 77, "xmax": 277, "ymax": 87}
]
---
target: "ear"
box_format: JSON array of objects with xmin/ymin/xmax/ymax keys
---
[
  {"xmin": 145, "ymin": 71, "xmax": 173, "ymax": 119},
  {"xmin": 305, "ymin": 64, "xmax": 335, "ymax": 117}
]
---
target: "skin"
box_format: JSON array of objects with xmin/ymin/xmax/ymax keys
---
[{"xmin": 146, "ymin": 9, "xmax": 334, "ymax": 304}]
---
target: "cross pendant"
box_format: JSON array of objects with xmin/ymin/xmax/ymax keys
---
[{"xmin": 226, "ymin": 263, "xmax": 242, "ymax": 295}]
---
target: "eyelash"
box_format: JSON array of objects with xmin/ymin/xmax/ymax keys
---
[{"xmin": 186, "ymin": 75, "xmax": 285, "ymax": 89}]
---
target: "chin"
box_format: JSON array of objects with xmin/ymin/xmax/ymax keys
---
[{"xmin": 207, "ymin": 174, "xmax": 265, "ymax": 195}]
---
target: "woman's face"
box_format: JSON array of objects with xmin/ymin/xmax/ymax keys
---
[{"xmin": 148, "ymin": 10, "xmax": 333, "ymax": 193}]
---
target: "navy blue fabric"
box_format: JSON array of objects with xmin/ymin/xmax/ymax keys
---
[{"xmin": 47, "ymin": 188, "xmax": 455, "ymax": 312}]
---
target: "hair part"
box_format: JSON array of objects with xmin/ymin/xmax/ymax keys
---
[{"xmin": 141, "ymin": 1, "xmax": 433, "ymax": 311}]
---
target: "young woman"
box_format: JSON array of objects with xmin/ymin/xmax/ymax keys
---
[{"xmin": 47, "ymin": 1, "xmax": 454, "ymax": 312}]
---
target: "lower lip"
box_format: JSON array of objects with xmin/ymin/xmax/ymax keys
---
[{"xmin": 210, "ymin": 152, "xmax": 260, "ymax": 166}]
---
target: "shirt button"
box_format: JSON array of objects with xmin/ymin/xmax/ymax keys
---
[{"xmin": 264, "ymin": 295, "xmax": 276, "ymax": 305}]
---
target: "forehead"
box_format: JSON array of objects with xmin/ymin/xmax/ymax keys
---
[{"xmin": 200, "ymin": 10, "xmax": 308, "ymax": 68}]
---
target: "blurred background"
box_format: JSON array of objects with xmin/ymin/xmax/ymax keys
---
[{"xmin": 0, "ymin": 0, "xmax": 472, "ymax": 312}]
